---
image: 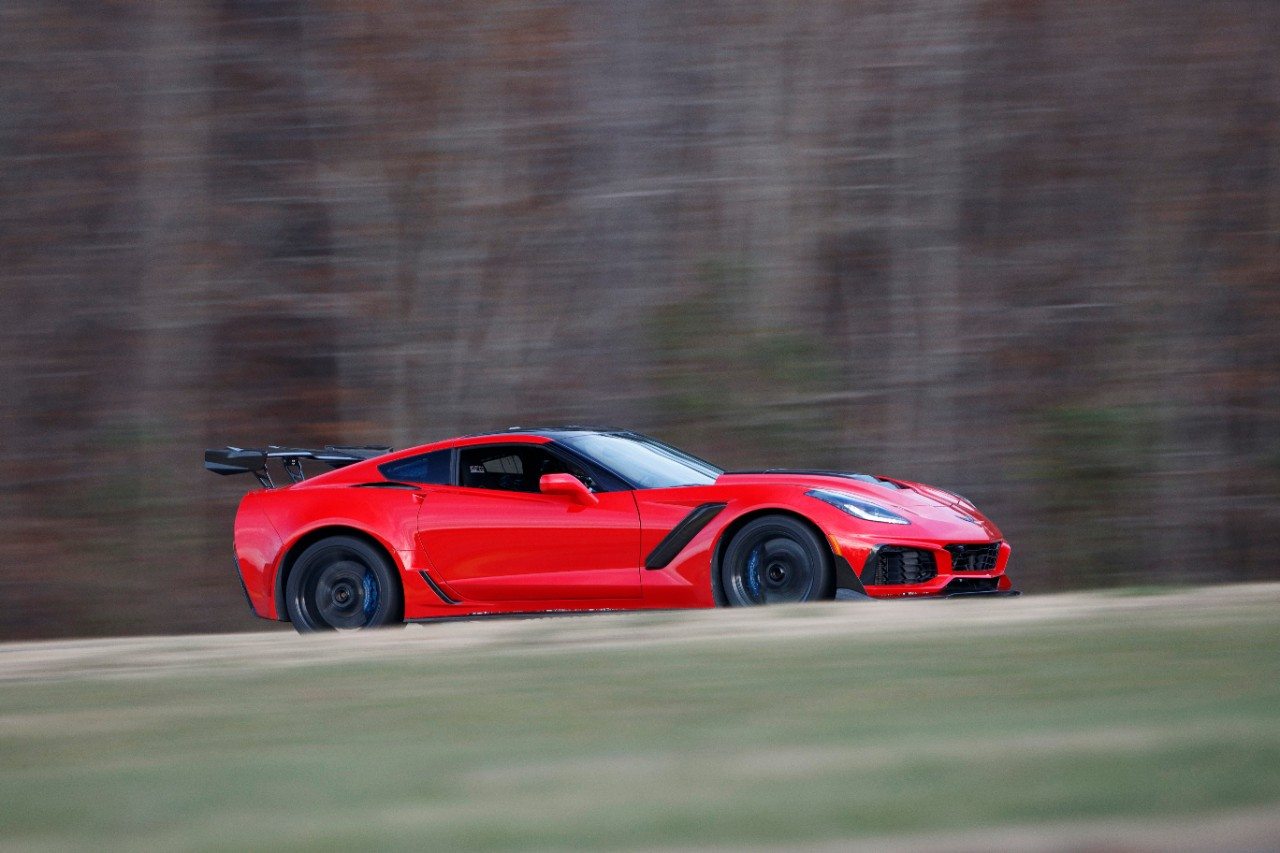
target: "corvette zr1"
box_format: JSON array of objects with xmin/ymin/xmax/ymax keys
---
[{"xmin": 205, "ymin": 428, "xmax": 1015, "ymax": 632}]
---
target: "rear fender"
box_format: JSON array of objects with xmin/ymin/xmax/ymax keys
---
[
  {"xmin": 246, "ymin": 486, "xmax": 424, "ymax": 622},
  {"xmin": 273, "ymin": 523, "xmax": 413, "ymax": 622},
  {"xmin": 234, "ymin": 493, "xmax": 284, "ymax": 619}
]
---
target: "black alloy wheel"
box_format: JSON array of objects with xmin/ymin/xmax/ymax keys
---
[
  {"xmin": 721, "ymin": 515, "xmax": 834, "ymax": 606},
  {"xmin": 285, "ymin": 536, "xmax": 401, "ymax": 632}
]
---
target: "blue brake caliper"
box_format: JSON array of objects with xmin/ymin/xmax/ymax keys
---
[
  {"xmin": 362, "ymin": 570, "xmax": 379, "ymax": 618},
  {"xmin": 745, "ymin": 546, "xmax": 762, "ymax": 600}
]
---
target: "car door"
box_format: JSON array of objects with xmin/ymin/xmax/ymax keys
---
[{"xmin": 414, "ymin": 442, "xmax": 642, "ymax": 601}]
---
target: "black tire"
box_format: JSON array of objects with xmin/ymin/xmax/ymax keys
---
[
  {"xmin": 285, "ymin": 536, "xmax": 402, "ymax": 633},
  {"xmin": 720, "ymin": 515, "xmax": 834, "ymax": 606}
]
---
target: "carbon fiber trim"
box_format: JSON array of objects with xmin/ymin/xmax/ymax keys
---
[
  {"xmin": 644, "ymin": 503, "xmax": 727, "ymax": 569},
  {"xmin": 418, "ymin": 570, "xmax": 459, "ymax": 604}
]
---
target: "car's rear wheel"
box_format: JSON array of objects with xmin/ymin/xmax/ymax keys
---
[
  {"xmin": 721, "ymin": 516, "xmax": 834, "ymax": 606},
  {"xmin": 285, "ymin": 536, "xmax": 402, "ymax": 633}
]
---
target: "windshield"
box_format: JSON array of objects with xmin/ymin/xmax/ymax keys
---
[{"xmin": 558, "ymin": 433, "xmax": 722, "ymax": 489}]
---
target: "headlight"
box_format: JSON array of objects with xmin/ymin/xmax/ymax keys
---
[{"xmin": 805, "ymin": 489, "xmax": 910, "ymax": 525}]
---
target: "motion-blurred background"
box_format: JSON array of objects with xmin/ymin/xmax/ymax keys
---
[{"xmin": 1, "ymin": 1, "xmax": 1277, "ymax": 639}]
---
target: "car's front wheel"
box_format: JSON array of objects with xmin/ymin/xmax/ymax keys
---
[
  {"xmin": 721, "ymin": 515, "xmax": 834, "ymax": 606},
  {"xmin": 285, "ymin": 536, "xmax": 402, "ymax": 632}
]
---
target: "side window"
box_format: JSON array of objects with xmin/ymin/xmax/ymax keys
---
[
  {"xmin": 478, "ymin": 454, "xmax": 523, "ymax": 475},
  {"xmin": 379, "ymin": 450, "xmax": 452, "ymax": 485},
  {"xmin": 457, "ymin": 445, "xmax": 586, "ymax": 493}
]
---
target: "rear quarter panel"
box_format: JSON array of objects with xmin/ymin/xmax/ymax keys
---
[
  {"xmin": 236, "ymin": 484, "xmax": 424, "ymax": 620},
  {"xmin": 234, "ymin": 491, "xmax": 284, "ymax": 618}
]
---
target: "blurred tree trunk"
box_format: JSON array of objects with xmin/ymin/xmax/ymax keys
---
[
  {"xmin": 134, "ymin": 0, "xmax": 213, "ymax": 558},
  {"xmin": 885, "ymin": 0, "xmax": 968, "ymax": 475}
]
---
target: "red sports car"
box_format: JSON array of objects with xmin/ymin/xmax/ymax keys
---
[{"xmin": 206, "ymin": 428, "xmax": 1015, "ymax": 632}]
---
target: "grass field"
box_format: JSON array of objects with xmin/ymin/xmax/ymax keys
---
[{"xmin": 2, "ymin": 586, "xmax": 1279, "ymax": 851}]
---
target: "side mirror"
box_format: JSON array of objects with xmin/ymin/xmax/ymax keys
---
[{"xmin": 539, "ymin": 473, "xmax": 599, "ymax": 506}]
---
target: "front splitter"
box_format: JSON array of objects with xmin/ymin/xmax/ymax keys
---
[{"xmin": 834, "ymin": 587, "xmax": 1022, "ymax": 601}]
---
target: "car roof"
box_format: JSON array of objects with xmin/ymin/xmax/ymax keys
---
[
  {"xmin": 460, "ymin": 425, "xmax": 629, "ymax": 439},
  {"xmin": 300, "ymin": 426, "xmax": 691, "ymax": 489},
  {"xmin": 376, "ymin": 426, "xmax": 636, "ymax": 463}
]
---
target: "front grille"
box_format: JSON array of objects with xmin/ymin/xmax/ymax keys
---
[
  {"xmin": 946, "ymin": 542, "xmax": 1001, "ymax": 572},
  {"xmin": 871, "ymin": 547, "xmax": 937, "ymax": 585}
]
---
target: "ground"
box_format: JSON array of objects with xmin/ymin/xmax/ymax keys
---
[{"xmin": 1, "ymin": 585, "xmax": 1279, "ymax": 851}]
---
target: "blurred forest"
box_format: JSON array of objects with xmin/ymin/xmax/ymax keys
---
[{"xmin": 2, "ymin": 0, "xmax": 1278, "ymax": 639}]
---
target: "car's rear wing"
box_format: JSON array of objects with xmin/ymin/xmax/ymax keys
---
[{"xmin": 204, "ymin": 445, "xmax": 392, "ymax": 489}]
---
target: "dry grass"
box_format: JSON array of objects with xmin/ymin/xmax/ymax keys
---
[{"xmin": 1, "ymin": 586, "xmax": 1278, "ymax": 851}]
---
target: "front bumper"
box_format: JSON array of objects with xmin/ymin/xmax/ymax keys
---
[{"xmin": 829, "ymin": 535, "xmax": 1016, "ymax": 600}]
